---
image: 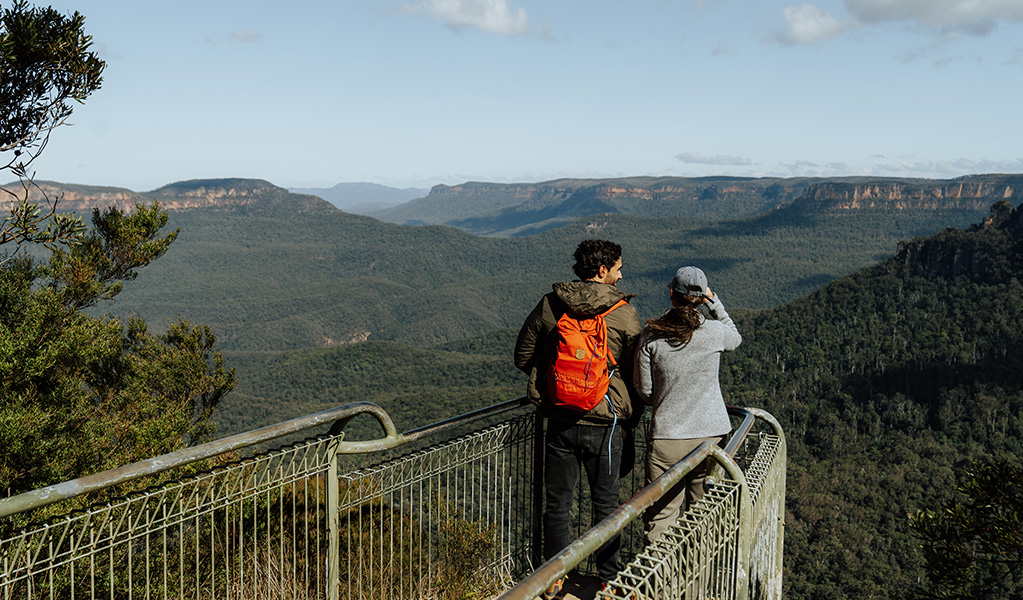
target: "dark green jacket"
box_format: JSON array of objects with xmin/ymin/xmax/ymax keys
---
[{"xmin": 514, "ymin": 281, "xmax": 642, "ymax": 425}]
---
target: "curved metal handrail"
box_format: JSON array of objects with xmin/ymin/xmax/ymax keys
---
[
  {"xmin": 0, "ymin": 397, "xmax": 531, "ymax": 519},
  {"xmin": 335, "ymin": 396, "xmax": 531, "ymax": 453},
  {"xmin": 496, "ymin": 405, "xmax": 778, "ymax": 600}
]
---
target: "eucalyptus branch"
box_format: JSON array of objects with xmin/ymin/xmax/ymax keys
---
[{"xmin": 0, "ymin": 172, "xmax": 83, "ymax": 249}]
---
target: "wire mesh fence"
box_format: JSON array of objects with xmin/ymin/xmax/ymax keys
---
[
  {"xmin": 334, "ymin": 414, "xmax": 537, "ymax": 599},
  {"xmin": 1, "ymin": 435, "xmax": 336, "ymax": 599},
  {"xmin": 1, "ymin": 401, "xmax": 785, "ymax": 600},
  {"xmin": 596, "ymin": 430, "xmax": 785, "ymax": 600},
  {"xmin": 0, "ymin": 401, "xmax": 537, "ymax": 600}
]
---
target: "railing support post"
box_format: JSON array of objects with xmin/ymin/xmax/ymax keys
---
[
  {"xmin": 531, "ymin": 411, "xmax": 545, "ymax": 568},
  {"xmin": 775, "ymin": 442, "xmax": 787, "ymax": 600},
  {"xmin": 707, "ymin": 445, "xmax": 753, "ymax": 600},
  {"xmin": 327, "ymin": 432, "xmax": 344, "ymax": 600}
]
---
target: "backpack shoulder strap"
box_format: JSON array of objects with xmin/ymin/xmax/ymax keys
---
[
  {"xmin": 596, "ymin": 298, "xmax": 628, "ymax": 367},
  {"xmin": 599, "ymin": 298, "xmax": 629, "ymax": 318}
]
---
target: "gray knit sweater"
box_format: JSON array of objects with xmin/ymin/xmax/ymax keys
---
[{"xmin": 633, "ymin": 296, "xmax": 742, "ymax": 440}]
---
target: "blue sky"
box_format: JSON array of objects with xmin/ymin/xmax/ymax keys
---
[{"xmin": 22, "ymin": 0, "xmax": 1023, "ymax": 191}]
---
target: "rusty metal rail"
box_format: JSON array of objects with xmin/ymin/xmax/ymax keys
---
[
  {"xmin": 497, "ymin": 406, "xmax": 786, "ymax": 600},
  {"xmin": 0, "ymin": 400, "xmax": 784, "ymax": 600}
]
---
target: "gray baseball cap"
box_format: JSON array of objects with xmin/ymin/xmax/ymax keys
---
[{"xmin": 670, "ymin": 266, "xmax": 709, "ymax": 299}]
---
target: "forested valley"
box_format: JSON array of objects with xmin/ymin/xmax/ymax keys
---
[
  {"xmin": 723, "ymin": 201, "xmax": 1023, "ymax": 598},
  {"xmin": 5, "ymin": 174, "xmax": 1020, "ymax": 598},
  {"xmin": 5, "ymin": 186, "xmax": 1020, "ymax": 598},
  {"xmin": 211, "ymin": 199, "xmax": 1023, "ymax": 599},
  {"xmin": 4, "ymin": 5, "xmax": 1019, "ymax": 595}
]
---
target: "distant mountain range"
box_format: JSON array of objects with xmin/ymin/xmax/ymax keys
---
[
  {"xmin": 12, "ymin": 173, "xmax": 1020, "ymax": 238},
  {"xmin": 10, "ymin": 178, "xmax": 332, "ymax": 212},
  {"xmin": 4, "ymin": 173, "xmax": 998, "ymax": 354},
  {"xmin": 371, "ymin": 174, "xmax": 1022, "ymax": 236},
  {"xmin": 288, "ymin": 182, "xmax": 428, "ymax": 214}
]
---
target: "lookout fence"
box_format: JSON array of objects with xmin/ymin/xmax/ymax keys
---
[{"xmin": 0, "ymin": 398, "xmax": 785, "ymax": 600}]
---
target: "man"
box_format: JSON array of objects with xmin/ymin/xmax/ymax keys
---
[{"xmin": 514, "ymin": 239, "xmax": 642, "ymax": 596}]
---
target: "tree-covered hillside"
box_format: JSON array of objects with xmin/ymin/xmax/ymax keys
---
[
  {"xmin": 0, "ymin": 3, "xmax": 233, "ymax": 504},
  {"xmin": 372, "ymin": 176, "xmax": 829, "ymax": 235},
  {"xmin": 723, "ymin": 201, "xmax": 1023, "ymax": 598},
  {"xmin": 104, "ymin": 194, "xmax": 987, "ymax": 352},
  {"xmin": 218, "ymin": 331, "xmax": 521, "ymax": 438},
  {"xmin": 215, "ymin": 201, "xmax": 1023, "ymax": 600}
]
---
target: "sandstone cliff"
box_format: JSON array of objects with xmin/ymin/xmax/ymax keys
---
[
  {"xmin": 800, "ymin": 176, "xmax": 1020, "ymax": 212},
  {"xmin": 377, "ymin": 174, "xmax": 1021, "ymax": 236},
  {"xmin": 4, "ymin": 179, "xmax": 335, "ymax": 213},
  {"xmin": 894, "ymin": 199, "xmax": 1023, "ymax": 282}
]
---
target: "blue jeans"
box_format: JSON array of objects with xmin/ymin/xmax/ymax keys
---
[{"xmin": 543, "ymin": 420, "xmax": 624, "ymax": 581}]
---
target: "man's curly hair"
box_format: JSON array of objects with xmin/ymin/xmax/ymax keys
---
[{"xmin": 572, "ymin": 239, "xmax": 622, "ymax": 280}]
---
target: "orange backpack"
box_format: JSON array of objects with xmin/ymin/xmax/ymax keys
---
[{"xmin": 546, "ymin": 299, "xmax": 628, "ymax": 412}]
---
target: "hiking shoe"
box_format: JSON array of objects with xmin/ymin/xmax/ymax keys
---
[{"xmin": 540, "ymin": 577, "xmax": 564, "ymax": 600}]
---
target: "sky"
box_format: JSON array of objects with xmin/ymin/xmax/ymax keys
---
[{"xmin": 18, "ymin": 0, "xmax": 1023, "ymax": 192}]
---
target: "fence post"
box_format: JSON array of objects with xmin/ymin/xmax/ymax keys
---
[
  {"xmin": 327, "ymin": 432, "xmax": 344, "ymax": 600},
  {"xmin": 773, "ymin": 438, "xmax": 787, "ymax": 600},
  {"xmin": 707, "ymin": 445, "xmax": 753, "ymax": 600},
  {"xmin": 531, "ymin": 411, "xmax": 545, "ymax": 568}
]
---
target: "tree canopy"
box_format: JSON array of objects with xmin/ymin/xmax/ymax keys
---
[
  {"xmin": 1, "ymin": 0, "xmax": 104, "ymax": 249},
  {"xmin": 0, "ymin": 3, "xmax": 233, "ymax": 512},
  {"xmin": 910, "ymin": 458, "xmax": 1023, "ymax": 600},
  {"xmin": 0, "ymin": 203, "xmax": 235, "ymax": 501},
  {"xmin": 1, "ymin": 0, "xmax": 104, "ymax": 171}
]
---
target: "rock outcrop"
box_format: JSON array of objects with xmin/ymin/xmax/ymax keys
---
[
  {"xmin": 894, "ymin": 200, "xmax": 1023, "ymax": 282},
  {"xmin": 4, "ymin": 178, "xmax": 335, "ymax": 213}
]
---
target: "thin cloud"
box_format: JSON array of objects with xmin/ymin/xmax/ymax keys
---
[
  {"xmin": 229, "ymin": 29, "xmax": 262, "ymax": 43},
  {"xmin": 772, "ymin": 4, "xmax": 845, "ymax": 45},
  {"xmin": 676, "ymin": 152, "xmax": 752, "ymax": 166},
  {"xmin": 846, "ymin": 0, "xmax": 1023, "ymax": 34},
  {"xmin": 403, "ymin": 0, "xmax": 530, "ymax": 37},
  {"xmin": 872, "ymin": 157, "xmax": 1023, "ymax": 177},
  {"xmin": 777, "ymin": 159, "xmax": 841, "ymax": 177},
  {"xmin": 711, "ymin": 41, "xmax": 734, "ymax": 57},
  {"xmin": 765, "ymin": 1, "xmax": 1023, "ymax": 47},
  {"xmin": 782, "ymin": 159, "xmax": 820, "ymax": 170}
]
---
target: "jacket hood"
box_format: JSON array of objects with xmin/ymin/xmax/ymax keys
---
[{"xmin": 552, "ymin": 281, "xmax": 629, "ymax": 315}]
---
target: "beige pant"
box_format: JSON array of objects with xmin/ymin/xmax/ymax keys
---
[{"xmin": 644, "ymin": 436, "xmax": 723, "ymax": 545}]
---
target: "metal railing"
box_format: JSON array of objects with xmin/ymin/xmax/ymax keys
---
[
  {"xmin": 500, "ymin": 406, "xmax": 786, "ymax": 600},
  {"xmin": 604, "ymin": 418, "xmax": 786, "ymax": 600},
  {"xmin": 1, "ymin": 399, "xmax": 785, "ymax": 600},
  {"xmin": 0, "ymin": 399, "xmax": 538, "ymax": 599}
]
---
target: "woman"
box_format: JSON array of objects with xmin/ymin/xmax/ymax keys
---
[{"xmin": 633, "ymin": 266, "xmax": 742, "ymax": 545}]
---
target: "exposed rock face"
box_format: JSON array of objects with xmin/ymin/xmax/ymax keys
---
[
  {"xmin": 427, "ymin": 178, "xmax": 804, "ymax": 207},
  {"xmin": 12, "ymin": 182, "xmax": 142, "ymax": 212},
  {"xmin": 980, "ymin": 199, "xmax": 1022, "ymax": 232},
  {"xmin": 894, "ymin": 200, "xmax": 1023, "ymax": 281},
  {"xmin": 4, "ymin": 179, "xmax": 335, "ymax": 213},
  {"xmin": 426, "ymin": 176, "xmax": 1023, "ymax": 215},
  {"xmin": 7, "ymin": 175, "xmax": 1023, "ymax": 231},
  {"xmin": 801, "ymin": 177, "xmax": 1021, "ymax": 211},
  {"xmin": 390, "ymin": 176, "xmax": 817, "ymax": 233},
  {"xmin": 389, "ymin": 175, "xmax": 1023, "ymax": 237}
]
